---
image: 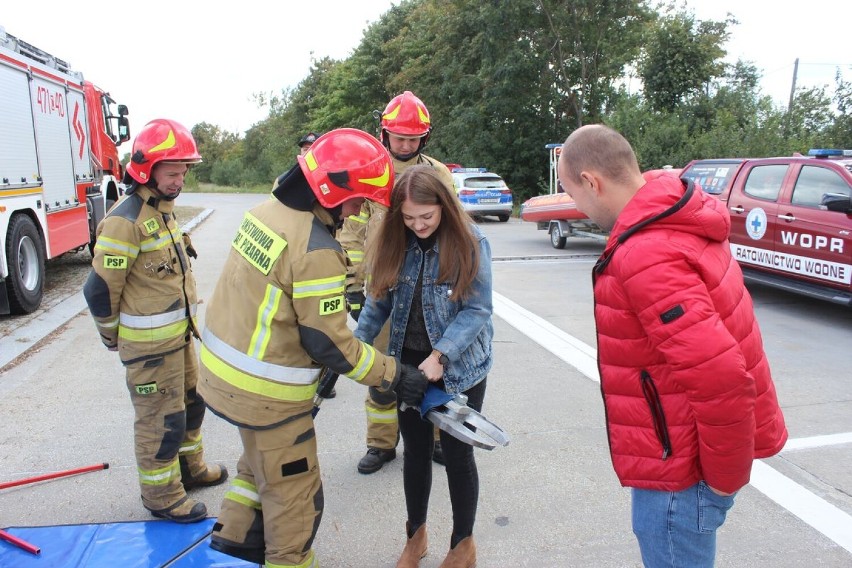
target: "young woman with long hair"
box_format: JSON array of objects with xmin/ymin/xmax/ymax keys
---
[{"xmin": 355, "ymin": 164, "xmax": 494, "ymax": 568}]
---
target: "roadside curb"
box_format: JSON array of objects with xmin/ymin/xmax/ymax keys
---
[{"xmin": 0, "ymin": 209, "xmax": 215, "ymax": 371}]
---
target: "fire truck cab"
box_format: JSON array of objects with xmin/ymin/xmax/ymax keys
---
[{"xmin": 0, "ymin": 26, "xmax": 129, "ymax": 314}]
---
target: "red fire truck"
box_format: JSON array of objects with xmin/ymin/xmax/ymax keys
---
[{"xmin": 0, "ymin": 27, "xmax": 129, "ymax": 314}]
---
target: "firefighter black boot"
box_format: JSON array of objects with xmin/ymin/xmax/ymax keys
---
[
  {"xmin": 210, "ymin": 507, "xmax": 266, "ymax": 564},
  {"xmin": 357, "ymin": 447, "xmax": 397, "ymax": 474},
  {"xmin": 146, "ymin": 496, "xmax": 208, "ymax": 524}
]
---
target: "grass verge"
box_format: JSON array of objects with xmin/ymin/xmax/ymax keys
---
[{"xmin": 183, "ymin": 182, "xmax": 269, "ymax": 194}]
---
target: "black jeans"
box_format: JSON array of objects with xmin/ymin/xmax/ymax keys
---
[{"xmin": 399, "ymin": 348, "xmax": 487, "ymax": 547}]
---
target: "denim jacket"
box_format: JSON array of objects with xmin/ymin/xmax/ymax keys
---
[{"xmin": 355, "ymin": 223, "xmax": 493, "ymax": 394}]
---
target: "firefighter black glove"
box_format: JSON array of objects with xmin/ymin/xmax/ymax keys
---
[
  {"xmin": 346, "ymin": 291, "xmax": 366, "ymax": 321},
  {"xmin": 182, "ymin": 233, "xmax": 198, "ymax": 259},
  {"xmin": 316, "ymin": 367, "xmax": 339, "ymax": 399},
  {"xmin": 393, "ymin": 363, "xmax": 429, "ymax": 407}
]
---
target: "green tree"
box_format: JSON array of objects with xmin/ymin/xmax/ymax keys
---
[
  {"xmin": 825, "ymin": 70, "xmax": 852, "ymax": 148},
  {"xmin": 785, "ymin": 85, "xmax": 835, "ymax": 151},
  {"xmin": 537, "ymin": 0, "xmax": 653, "ymax": 127},
  {"xmin": 639, "ymin": 8, "xmax": 732, "ymax": 112},
  {"xmin": 191, "ymin": 123, "xmax": 241, "ymax": 183},
  {"xmin": 188, "ymin": 0, "xmax": 847, "ymax": 192}
]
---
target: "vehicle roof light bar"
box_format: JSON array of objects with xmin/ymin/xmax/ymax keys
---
[{"xmin": 808, "ymin": 148, "xmax": 851, "ymax": 158}]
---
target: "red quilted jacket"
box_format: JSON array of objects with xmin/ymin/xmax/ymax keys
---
[{"xmin": 593, "ymin": 175, "xmax": 787, "ymax": 494}]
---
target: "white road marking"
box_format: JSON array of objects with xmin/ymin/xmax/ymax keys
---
[
  {"xmin": 493, "ymin": 291, "xmax": 852, "ymax": 555},
  {"xmin": 493, "ymin": 292, "xmax": 599, "ymax": 382},
  {"xmin": 750, "ymin": 461, "xmax": 852, "ymax": 553},
  {"xmin": 782, "ymin": 432, "xmax": 852, "ymax": 452}
]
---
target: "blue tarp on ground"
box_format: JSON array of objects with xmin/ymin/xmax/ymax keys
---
[{"xmin": 0, "ymin": 518, "xmax": 257, "ymax": 567}]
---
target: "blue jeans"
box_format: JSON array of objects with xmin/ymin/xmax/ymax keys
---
[{"xmin": 632, "ymin": 482, "xmax": 737, "ymax": 568}]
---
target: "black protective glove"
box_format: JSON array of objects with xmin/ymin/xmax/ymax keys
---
[
  {"xmin": 393, "ymin": 363, "xmax": 429, "ymax": 407},
  {"xmin": 182, "ymin": 233, "xmax": 198, "ymax": 259},
  {"xmin": 346, "ymin": 290, "xmax": 366, "ymax": 321},
  {"xmin": 316, "ymin": 367, "xmax": 339, "ymax": 399}
]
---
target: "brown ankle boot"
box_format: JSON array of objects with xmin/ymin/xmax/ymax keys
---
[
  {"xmin": 439, "ymin": 536, "xmax": 476, "ymax": 568},
  {"xmin": 396, "ymin": 523, "xmax": 427, "ymax": 568}
]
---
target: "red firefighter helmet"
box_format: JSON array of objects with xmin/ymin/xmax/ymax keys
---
[
  {"xmin": 298, "ymin": 128, "xmax": 394, "ymax": 208},
  {"xmin": 380, "ymin": 91, "xmax": 431, "ymax": 137},
  {"xmin": 126, "ymin": 119, "xmax": 202, "ymax": 184}
]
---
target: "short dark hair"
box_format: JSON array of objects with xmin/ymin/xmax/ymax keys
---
[
  {"xmin": 560, "ymin": 125, "xmax": 640, "ymax": 184},
  {"xmin": 297, "ymin": 132, "xmax": 320, "ymax": 147}
]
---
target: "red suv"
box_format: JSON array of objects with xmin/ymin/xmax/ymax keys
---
[{"xmin": 681, "ymin": 149, "xmax": 852, "ymax": 306}]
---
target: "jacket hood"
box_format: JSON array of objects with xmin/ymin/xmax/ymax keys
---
[
  {"xmin": 272, "ymin": 164, "xmax": 341, "ymax": 228},
  {"xmin": 608, "ymin": 176, "xmax": 730, "ymax": 250}
]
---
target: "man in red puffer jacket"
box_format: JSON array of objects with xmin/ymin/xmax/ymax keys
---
[{"xmin": 557, "ymin": 124, "xmax": 787, "ymax": 568}]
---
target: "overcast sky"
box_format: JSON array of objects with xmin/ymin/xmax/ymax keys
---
[{"xmin": 3, "ymin": 1, "xmax": 848, "ymax": 152}]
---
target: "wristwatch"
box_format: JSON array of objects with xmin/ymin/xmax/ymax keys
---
[{"xmin": 432, "ymin": 350, "xmax": 449, "ymax": 366}]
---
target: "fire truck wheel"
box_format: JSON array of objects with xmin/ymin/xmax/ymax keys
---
[
  {"xmin": 550, "ymin": 229, "xmax": 567, "ymax": 249},
  {"xmin": 4, "ymin": 214, "xmax": 45, "ymax": 314}
]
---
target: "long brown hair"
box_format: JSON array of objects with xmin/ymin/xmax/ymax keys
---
[{"xmin": 366, "ymin": 165, "xmax": 480, "ymax": 301}]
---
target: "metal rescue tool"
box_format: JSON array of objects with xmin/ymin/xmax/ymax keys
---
[
  {"xmin": 312, "ymin": 371, "xmax": 509, "ymax": 449},
  {"xmin": 419, "ymin": 385, "xmax": 510, "ymax": 450}
]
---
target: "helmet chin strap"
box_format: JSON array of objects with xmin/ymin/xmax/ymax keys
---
[
  {"xmin": 159, "ymin": 190, "xmax": 181, "ymax": 201},
  {"xmin": 382, "ymin": 129, "xmax": 428, "ymax": 162},
  {"xmin": 146, "ymin": 177, "xmax": 181, "ymax": 201},
  {"xmin": 391, "ymin": 150, "xmax": 419, "ymax": 162},
  {"xmin": 328, "ymin": 204, "xmax": 344, "ymax": 228}
]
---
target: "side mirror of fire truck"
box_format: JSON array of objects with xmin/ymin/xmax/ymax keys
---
[{"xmin": 118, "ymin": 116, "xmax": 131, "ymax": 145}]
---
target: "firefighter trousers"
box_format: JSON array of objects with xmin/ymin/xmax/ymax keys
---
[
  {"xmin": 363, "ymin": 322, "xmax": 398, "ymax": 449},
  {"xmin": 214, "ymin": 412, "xmax": 322, "ymax": 567},
  {"xmin": 125, "ymin": 341, "xmax": 208, "ymax": 511},
  {"xmin": 362, "ymin": 323, "xmax": 441, "ymax": 450}
]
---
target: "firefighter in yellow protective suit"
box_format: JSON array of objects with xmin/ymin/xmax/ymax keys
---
[
  {"xmin": 339, "ymin": 91, "xmax": 455, "ymax": 474},
  {"xmin": 83, "ymin": 119, "xmax": 228, "ymax": 523},
  {"xmin": 198, "ymin": 128, "xmax": 429, "ymax": 567}
]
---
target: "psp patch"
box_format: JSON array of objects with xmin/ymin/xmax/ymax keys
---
[
  {"xmin": 142, "ymin": 218, "xmax": 161, "ymax": 235},
  {"xmin": 319, "ymin": 295, "xmax": 345, "ymax": 316},
  {"xmin": 135, "ymin": 382, "xmax": 158, "ymax": 395},
  {"xmin": 104, "ymin": 255, "xmax": 128, "ymax": 269}
]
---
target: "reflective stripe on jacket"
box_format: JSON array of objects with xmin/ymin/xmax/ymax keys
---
[
  {"xmin": 198, "ymin": 198, "xmax": 397, "ymax": 429},
  {"xmin": 83, "ymin": 186, "xmax": 198, "ymax": 364}
]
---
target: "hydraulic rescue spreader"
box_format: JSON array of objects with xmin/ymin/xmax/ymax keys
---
[{"xmin": 312, "ymin": 369, "xmax": 509, "ymax": 450}]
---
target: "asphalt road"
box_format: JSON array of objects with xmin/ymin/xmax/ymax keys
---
[{"xmin": 1, "ymin": 193, "xmax": 850, "ymax": 567}]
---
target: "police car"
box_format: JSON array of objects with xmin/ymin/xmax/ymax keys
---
[
  {"xmin": 451, "ymin": 168, "xmax": 514, "ymax": 222},
  {"xmin": 681, "ymin": 149, "xmax": 852, "ymax": 306}
]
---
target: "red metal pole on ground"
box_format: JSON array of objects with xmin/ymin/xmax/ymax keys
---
[
  {"xmin": 0, "ymin": 529, "xmax": 40, "ymax": 555},
  {"xmin": 0, "ymin": 462, "xmax": 109, "ymax": 490}
]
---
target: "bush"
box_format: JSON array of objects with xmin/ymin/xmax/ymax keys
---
[{"xmin": 211, "ymin": 158, "xmax": 251, "ymax": 187}]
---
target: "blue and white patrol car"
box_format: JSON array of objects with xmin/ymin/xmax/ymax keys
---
[{"xmin": 451, "ymin": 168, "xmax": 514, "ymax": 223}]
